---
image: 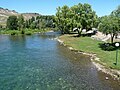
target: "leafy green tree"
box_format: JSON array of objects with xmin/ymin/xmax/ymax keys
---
[
  {"xmin": 55, "ymin": 5, "xmax": 72, "ymax": 34},
  {"xmin": 99, "ymin": 5, "xmax": 120, "ymax": 43},
  {"xmin": 55, "ymin": 7, "xmax": 63, "ymax": 33},
  {"xmin": 30, "ymin": 22, "xmax": 36, "ymax": 29},
  {"xmin": 7, "ymin": 15, "xmax": 18, "ymax": 30},
  {"xmin": 31, "ymin": 16, "xmax": 35, "ymax": 22},
  {"xmin": 39, "ymin": 19, "xmax": 46, "ymax": 30},
  {"xmin": 71, "ymin": 3, "xmax": 97, "ymax": 36},
  {"xmin": 61, "ymin": 5, "xmax": 71, "ymax": 33},
  {"xmin": 55, "ymin": 3, "xmax": 98, "ymax": 36},
  {"xmin": 70, "ymin": 3, "xmax": 83, "ymax": 36},
  {"xmin": 0, "ymin": 25, "xmax": 2, "ymax": 29},
  {"xmin": 111, "ymin": 5, "xmax": 120, "ymax": 17},
  {"xmin": 24, "ymin": 20, "xmax": 29, "ymax": 28},
  {"xmin": 99, "ymin": 16, "xmax": 119, "ymax": 43},
  {"xmin": 18, "ymin": 15, "xmax": 24, "ymax": 30},
  {"xmin": 36, "ymin": 16, "xmax": 40, "ymax": 20}
]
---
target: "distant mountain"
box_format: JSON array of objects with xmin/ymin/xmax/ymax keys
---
[{"xmin": 0, "ymin": 7, "xmax": 40, "ymax": 27}]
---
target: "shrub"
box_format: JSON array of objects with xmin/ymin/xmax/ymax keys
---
[
  {"xmin": 25, "ymin": 31, "xmax": 32, "ymax": 35},
  {"xmin": 105, "ymin": 45, "xmax": 115, "ymax": 51},
  {"xmin": 11, "ymin": 30, "xmax": 18, "ymax": 35},
  {"xmin": 21, "ymin": 30, "xmax": 25, "ymax": 34},
  {"xmin": 99, "ymin": 43, "xmax": 119, "ymax": 51}
]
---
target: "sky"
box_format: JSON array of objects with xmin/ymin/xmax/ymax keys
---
[{"xmin": 0, "ymin": 0, "xmax": 120, "ymax": 17}]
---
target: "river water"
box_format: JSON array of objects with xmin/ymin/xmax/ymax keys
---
[{"xmin": 0, "ymin": 32, "xmax": 120, "ymax": 90}]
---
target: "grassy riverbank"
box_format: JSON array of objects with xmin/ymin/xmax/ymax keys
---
[
  {"xmin": 0, "ymin": 28, "xmax": 51, "ymax": 35},
  {"xmin": 59, "ymin": 34, "xmax": 120, "ymax": 70}
]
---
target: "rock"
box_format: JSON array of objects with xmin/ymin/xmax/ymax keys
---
[
  {"xmin": 105, "ymin": 77, "xmax": 109, "ymax": 80},
  {"xmin": 68, "ymin": 47, "xmax": 73, "ymax": 50},
  {"xmin": 95, "ymin": 57, "xmax": 100, "ymax": 61}
]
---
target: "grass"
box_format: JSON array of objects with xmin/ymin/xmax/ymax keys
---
[
  {"xmin": 59, "ymin": 34, "xmax": 120, "ymax": 70},
  {"xmin": 0, "ymin": 28, "xmax": 51, "ymax": 35}
]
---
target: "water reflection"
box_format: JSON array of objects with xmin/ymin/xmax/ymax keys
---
[{"xmin": 38, "ymin": 31, "xmax": 60, "ymax": 40}]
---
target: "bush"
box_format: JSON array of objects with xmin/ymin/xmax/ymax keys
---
[
  {"xmin": 25, "ymin": 31, "xmax": 32, "ymax": 35},
  {"xmin": 99, "ymin": 43, "xmax": 119, "ymax": 51},
  {"xmin": 11, "ymin": 32, "xmax": 16, "ymax": 35},
  {"xmin": 21, "ymin": 30, "xmax": 25, "ymax": 34},
  {"xmin": 10, "ymin": 30, "xmax": 18, "ymax": 35},
  {"xmin": 105, "ymin": 45, "xmax": 115, "ymax": 51}
]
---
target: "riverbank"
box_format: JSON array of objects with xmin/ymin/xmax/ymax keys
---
[
  {"xmin": 58, "ymin": 34, "xmax": 120, "ymax": 80},
  {"xmin": 0, "ymin": 28, "xmax": 52, "ymax": 35}
]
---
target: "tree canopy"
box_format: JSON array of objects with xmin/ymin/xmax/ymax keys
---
[
  {"xmin": 55, "ymin": 3, "xmax": 98, "ymax": 36},
  {"xmin": 6, "ymin": 15, "xmax": 55, "ymax": 30},
  {"xmin": 111, "ymin": 5, "xmax": 120, "ymax": 17},
  {"xmin": 18, "ymin": 15, "xmax": 24, "ymax": 30},
  {"xmin": 99, "ymin": 12, "xmax": 120, "ymax": 43},
  {"xmin": 7, "ymin": 15, "xmax": 18, "ymax": 30}
]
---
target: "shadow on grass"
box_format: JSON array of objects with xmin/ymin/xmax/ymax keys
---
[
  {"xmin": 70, "ymin": 33, "xmax": 96, "ymax": 38},
  {"xmin": 99, "ymin": 42, "xmax": 120, "ymax": 51}
]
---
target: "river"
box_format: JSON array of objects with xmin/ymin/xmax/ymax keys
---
[{"xmin": 0, "ymin": 32, "xmax": 120, "ymax": 90}]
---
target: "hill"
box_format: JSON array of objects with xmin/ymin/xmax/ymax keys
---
[{"xmin": 0, "ymin": 7, "xmax": 40, "ymax": 27}]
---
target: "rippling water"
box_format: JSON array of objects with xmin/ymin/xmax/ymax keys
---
[{"xmin": 0, "ymin": 32, "xmax": 120, "ymax": 90}]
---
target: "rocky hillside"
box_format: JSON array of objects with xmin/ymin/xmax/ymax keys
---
[{"xmin": 0, "ymin": 7, "xmax": 40, "ymax": 27}]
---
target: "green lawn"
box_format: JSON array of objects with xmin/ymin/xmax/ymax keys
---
[{"xmin": 59, "ymin": 34, "xmax": 120, "ymax": 70}]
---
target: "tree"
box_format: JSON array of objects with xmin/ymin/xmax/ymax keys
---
[
  {"xmin": 0, "ymin": 25, "xmax": 2, "ymax": 29},
  {"xmin": 55, "ymin": 5, "xmax": 72, "ymax": 34},
  {"xmin": 31, "ymin": 16, "xmax": 35, "ymax": 22},
  {"xmin": 99, "ymin": 5, "xmax": 120, "ymax": 44},
  {"xmin": 39, "ymin": 19, "xmax": 46, "ymax": 30},
  {"xmin": 70, "ymin": 3, "xmax": 83, "ymax": 36},
  {"xmin": 24, "ymin": 20, "xmax": 29, "ymax": 28},
  {"xmin": 18, "ymin": 15, "xmax": 24, "ymax": 30},
  {"xmin": 71, "ymin": 3, "xmax": 97, "ymax": 36},
  {"xmin": 111, "ymin": 5, "xmax": 120, "ymax": 17},
  {"xmin": 55, "ymin": 3, "xmax": 98, "ymax": 36},
  {"xmin": 7, "ymin": 15, "xmax": 18, "ymax": 30},
  {"xmin": 30, "ymin": 22, "xmax": 36, "ymax": 29},
  {"xmin": 36, "ymin": 16, "xmax": 40, "ymax": 20},
  {"xmin": 55, "ymin": 6, "xmax": 63, "ymax": 33},
  {"xmin": 99, "ymin": 16, "xmax": 119, "ymax": 43}
]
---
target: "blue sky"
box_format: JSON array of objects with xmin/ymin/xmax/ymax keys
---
[{"xmin": 0, "ymin": 0, "xmax": 120, "ymax": 17}]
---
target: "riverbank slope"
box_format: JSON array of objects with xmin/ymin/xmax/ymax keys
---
[{"xmin": 58, "ymin": 34, "xmax": 120, "ymax": 80}]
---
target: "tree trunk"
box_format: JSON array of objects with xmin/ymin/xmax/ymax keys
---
[
  {"xmin": 111, "ymin": 34, "xmax": 115, "ymax": 44},
  {"xmin": 77, "ymin": 28, "xmax": 82, "ymax": 37},
  {"xmin": 111, "ymin": 36, "xmax": 114, "ymax": 44},
  {"xmin": 77, "ymin": 30, "xmax": 80, "ymax": 37},
  {"xmin": 61, "ymin": 29, "xmax": 64, "ymax": 34}
]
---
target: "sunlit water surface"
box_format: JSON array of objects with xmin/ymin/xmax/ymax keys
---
[{"xmin": 0, "ymin": 32, "xmax": 120, "ymax": 90}]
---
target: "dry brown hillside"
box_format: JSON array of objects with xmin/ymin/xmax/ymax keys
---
[{"xmin": 0, "ymin": 7, "xmax": 40, "ymax": 27}]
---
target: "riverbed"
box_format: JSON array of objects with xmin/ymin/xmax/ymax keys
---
[{"xmin": 0, "ymin": 32, "xmax": 120, "ymax": 90}]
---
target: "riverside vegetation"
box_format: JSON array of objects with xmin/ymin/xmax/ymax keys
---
[
  {"xmin": 0, "ymin": 28, "xmax": 52, "ymax": 35},
  {"xmin": 0, "ymin": 15, "xmax": 55, "ymax": 35}
]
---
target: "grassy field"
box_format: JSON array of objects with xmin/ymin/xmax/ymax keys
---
[
  {"xmin": 59, "ymin": 34, "xmax": 120, "ymax": 70},
  {"xmin": 0, "ymin": 28, "xmax": 51, "ymax": 35}
]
